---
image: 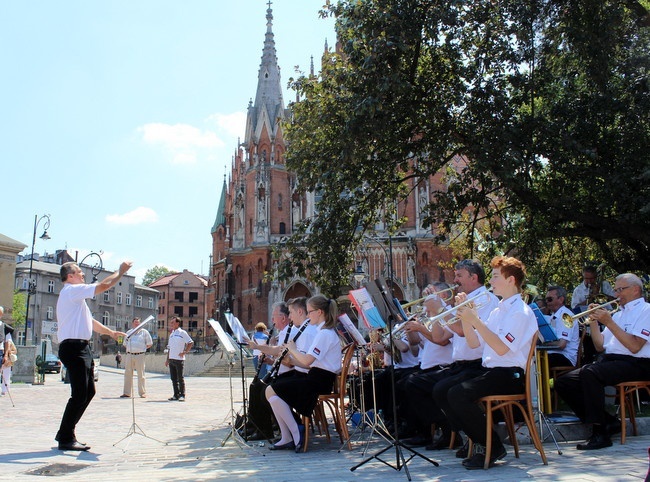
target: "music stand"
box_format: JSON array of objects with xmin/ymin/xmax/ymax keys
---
[
  {"xmin": 114, "ymin": 316, "xmax": 167, "ymax": 450},
  {"xmin": 350, "ymin": 276, "xmax": 438, "ymax": 480}
]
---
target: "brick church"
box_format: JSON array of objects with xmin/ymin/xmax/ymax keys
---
[{"xmin": 209, "ymin": 5, "xmax": 458, "ymax": 331}]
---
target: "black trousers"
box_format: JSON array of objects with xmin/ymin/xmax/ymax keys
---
[
  {"xmin": 401, "ymin": 366, "xmax": 447, "ymax": 436},
  {"xmin": 446, "ymin": 366, "xmax": 525, "ymax": 448},
  {"xmin": 555, "ymin": 354, "xmax": 650, "ymax": 426},
  {"xmin": 431, "ymin": 359, "xmax": 485, "ymax": 432},
  {"xmin": 373, "ymin": 365, "xmax": 419, "ymax": 421},
  {"xmin": 56, "ymin": 340, "xmax": 95, "ymax": 443},
  {"xmin": 169, "ymin": 359, "xmax": 185, "ymax": 398}
]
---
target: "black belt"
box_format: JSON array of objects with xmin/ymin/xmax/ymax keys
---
[
  {"xmin": 61, "ymin": 339, "xmax": 89, "ymax": 344},
  {"xmin": 127, "ymin": 352, "xmax": 145, "ymax": 355}
]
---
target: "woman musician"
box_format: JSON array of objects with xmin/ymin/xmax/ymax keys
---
[{"xmin": 265, "ymin": 295, "xmax": 343, "ymax": 453}]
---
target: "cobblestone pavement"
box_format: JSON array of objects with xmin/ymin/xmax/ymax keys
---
[{"xmin": 2, "ymin": 367, "xmax": 649, "ymax": 481}]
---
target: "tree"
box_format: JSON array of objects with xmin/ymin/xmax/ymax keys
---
[
  {"xmin": 142, "ymin": 265, "xmax": 172, "ymax": 286},
  {"xmin": 12, "ymin": 290, "xmax": 26, "ymax": 327},
  {"xmin": 282, "ymin": 0, "xmax": 650, "ymax": 291}
]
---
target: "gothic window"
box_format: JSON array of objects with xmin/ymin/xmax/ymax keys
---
[
  {"xmin": 279, "ymin": 222, "xmax": 286, "ymax": 234},
  {"xmin": 248, "ymin": 268, "xmax": 253, "ymax": 288},
  {"xmin": 278, "ymin": 194, "xmax": 282, "ymax": 210}
]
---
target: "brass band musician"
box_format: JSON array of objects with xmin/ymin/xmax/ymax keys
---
[
  {"xmin": 543, "ymin": 286, "xmax": 580, "ymax": 368},
  {"xmin": 556, "ymin": 273, "xmax": 650, "ymax": 451}
]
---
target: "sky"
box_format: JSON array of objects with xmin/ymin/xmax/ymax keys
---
[{"xmin": 0, "ymin": 1, "xmax": 335, "ymax": 284}]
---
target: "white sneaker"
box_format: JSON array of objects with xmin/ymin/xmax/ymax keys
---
[{"xmin": 178, "ymin": 396, "xmax": 185, "ymax": 402}]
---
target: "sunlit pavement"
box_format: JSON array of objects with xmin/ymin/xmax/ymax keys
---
[{"xmin": 2, "ymin": 368, "xmax": 649, "ymax": 481}]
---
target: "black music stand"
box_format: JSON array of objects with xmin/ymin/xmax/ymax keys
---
[
  {"xmin": 351, "ymin": 276, "xmax": 438, "ymax": 480},
  {"xmin": 114, "ymin": 316, "xmax": 167, "ymax": 450}
]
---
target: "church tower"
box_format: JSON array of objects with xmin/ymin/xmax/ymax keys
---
[{"xmin": 209, "ymin": 4, "xmax": 313, "ymax": 329}]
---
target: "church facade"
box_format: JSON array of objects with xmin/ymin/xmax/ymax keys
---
[{"xmin": 209, "ymin": 5, "xmax": 458, "ymax": 331}]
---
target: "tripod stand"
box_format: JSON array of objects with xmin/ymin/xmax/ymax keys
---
[
  {"xmin": 351, "ymin": 276, "xmax": 439, "ymax": 480},
  {"xmin": 114, "ymin": 368, "xmax": 167, "ymax": 450}
]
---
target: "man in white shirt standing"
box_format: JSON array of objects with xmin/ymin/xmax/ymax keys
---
[
  {"xmin": 56, "ymin": 261, "xmax": 130, "ymax": 451},
  {"xmin": 121, "ymin": 317, "xmax": 153, "ymax": 398},
  {"xmin": 165, "ymin": 316, "xmax": 193, "ymax": 401}
]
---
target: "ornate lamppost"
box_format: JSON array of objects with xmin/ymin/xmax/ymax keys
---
[{"xmin": 25, "ymin": 214, "xmax": 51, "ymax": 345}]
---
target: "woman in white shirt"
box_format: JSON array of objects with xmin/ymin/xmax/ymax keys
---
[{"xmin": 266, "ymin": 295, "xmax": 342, "ymax": 453}]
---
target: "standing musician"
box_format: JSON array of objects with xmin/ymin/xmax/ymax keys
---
[
  {"xmin": 556, "ymin": 273, "xmax": 650, "ymax": 450},
  {"xmin": 543, "ymin": 285, "xmax": 580, "ymax": 368},
  {"xmin": 428, "ymin": 259, "xmax": 499, "ymax": 454},
  {"xmin": 447, "ymin": 256, "xmax": 538, "ymax": 470},
  {"xmin": 399, "ymin": 282, "xmax": 454, "ymax": 448},
  {"xmin": 241, "ymin": 302, "xmax": 291, "ymax": 441},
  {"xmin": 266, "ymin": 295, "xmax": 342, "ymax": 453},
  {"xmin": 571, "ymin": 266, "xmax": 616, "ymax": 313}
]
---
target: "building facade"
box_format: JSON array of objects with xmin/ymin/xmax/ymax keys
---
[
  {"xmin": 209, "ymin": 5, "xmax": 457, "ymax": 331},
  {"xmin": 149, "ymin": 269, "xmax": 208, "ymax": 352},
  {"xmin": 15, "ymin": 251, "xmax": 159, "ymax": 352}
]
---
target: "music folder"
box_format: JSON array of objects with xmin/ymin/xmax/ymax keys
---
[{"xmin": 530, "ymin": 302, "xmax": 558, "ymax": 342}]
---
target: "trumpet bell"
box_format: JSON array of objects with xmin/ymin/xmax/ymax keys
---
[{"xmin": 562, "ymin": 299, "xmax": 620, "ymax": 328}]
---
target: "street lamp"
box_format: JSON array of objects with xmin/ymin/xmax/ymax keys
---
[{"xmin": 25, "ymin": 214, "xmax": 51, "ymax": 346}]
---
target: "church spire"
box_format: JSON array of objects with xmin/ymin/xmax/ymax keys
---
[{"xmin": 246, "ymin": 2, "xmax": 285, "ymax": 145}]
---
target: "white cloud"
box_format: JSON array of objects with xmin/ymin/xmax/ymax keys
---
[
  {"xmin": 206, "ymin": 112, "xmax": 246, "ymax": 138},
  {"xmin": 106, "ymin": 207, "xmax": 159, "ymax": 226},
  {"xmin": 137, "ymin": 122, "xmax": 225, "ymax": 165}
]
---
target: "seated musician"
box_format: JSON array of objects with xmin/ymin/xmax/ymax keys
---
[
  {"xmin": 543, "ymin": 285, "xmax": 580, "ymax": 368},
  {"xmin": 429, "ymin": 259, "xmax": 499, "ymax": 455},
  {"xmin": 241, "ymin": 302, "xmax": 291, "ymax": 441},
  {"xmin": 368, "ymin": 320, "xmax": 420, "ymax": 436},
  {"xmin": 447, "ymin": 256, "xmax": 538, "ymax": 469},
  {"xmin": 399, "ymin": 283, "xmax": 454, "ymax": 448},
  {"xmin": 556, "ymin": 273, "xmax": 650, "ymax": 450},
  {"xmin": 265, "ymin": 295, "xmax": 343, "ymax": 452}
]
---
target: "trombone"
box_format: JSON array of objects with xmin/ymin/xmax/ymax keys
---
[
  {"xmin": 562, "ymin": 299, "xmax": 620, "ymax": 328},
  {"xmin": 425, "ymin": 291, "xmax": 491, "ymax": 327},
  {"xmin": 401, "ymin": 284, "xmax": 459, "ymax": 309}
]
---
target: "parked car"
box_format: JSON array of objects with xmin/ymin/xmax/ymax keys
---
[
  {"xmin": 43, "ymin": 354, "xmax": 62, "ymax": 374},
  {"xmin": 61, "ymin": 357, "xmax": 100, "ymax": 383}
]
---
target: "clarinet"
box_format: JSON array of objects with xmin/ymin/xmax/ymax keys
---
[
  {"xmin": 251, "ymin": 327, "xmax": 274, "ymax": 383},
  {"xmin": 261, "ymin": 320, "xmax": 310, "ymax": 384}
]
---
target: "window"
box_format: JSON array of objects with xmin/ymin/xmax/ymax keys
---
[
  {"xmin": 103, "ymin": 291, "xmax": 110, "ymax": 303},
  {"xmin": 189, "ymin": 292, "xmax": 198, "ymax": 303},
  {"xmin": 158, "ymin": 320, "xmax": 165, "ymax": 330},
  {"xmin": 189, "ymin": 320, "xmax": 197, "ymax": 330},
  {"xmin": 175, "ymin": 291, "xmax": 184, "ymax": 302},
  {"xmin": 117, "ymin": 292, "xmax": 123, "ymax": 304},
  {"xmin": 174, "ymin": 306, "xmax": 183, "ymax": 317},
  {"xmin": 22, "ymin": 278, "xmax": 28, "ymax": 290},
  {"xmin": 148, "ymin": 297, "xmax": 154, "ymax": 309},
  {"xmin": 278, "ymin": 194, "xmax": 283, "ymax": 210},
  {"xmin": 136, "ymin": 295, "xmax": 142, "ymax": 307},
  {"xmin": 102, "ymin": 311, "xmax": 110, "ymax": 325},
  {"xmin": 46, "ymin": 306, "xmax": 53, "ymax": 320},
  {"xmin": 189, "ymin": 306, "xmax": 198, "ymax": 318},
  {"xmin": 279, "ymin": 222, "xmax": 286, "ymax": 234},
  {"xmin": 126, "ymin": 293, "xmax": 132, "ymax": 305},
  {"xmin": 48, "ymin": 280, "xmax": 55, "ymax": 293}
]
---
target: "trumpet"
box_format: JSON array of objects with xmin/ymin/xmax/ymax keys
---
[
  {"xmin": 562, "ymin": 299, "xmax": 620, "ymax": 328},
  {"xmin": 401, "ymin": 284, "xmax": 459, "ymax": 309},
  {"xmin": 426, "ymin": 291, "xmax": 492, "ymax": 327}
]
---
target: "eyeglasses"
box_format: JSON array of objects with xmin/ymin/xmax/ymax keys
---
[
  {"xmin": 307, "ymin": 309, "xmax": 319, "ymax": 315},
  {"xmin": 614, "ymin": 286, "xmax": 631, "ymax": 294},
  {"xmin": 545, "ymin": 297, "xmax": 555, "ymax": 302}
]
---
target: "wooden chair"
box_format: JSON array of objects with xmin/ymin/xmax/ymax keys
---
[
  {"xmin": 550, "ymin": 329, "xmax": 587, "ymax": 411},
  {"xmin": 613, "ymin": 381, "xmax": 650, "ymax": 444},
  {"xmin": 478, "ymin": 335, "xmax": 548, "ymax": 469},
  {"xmin": 302, "ymin": 343, "xmax": 355, "ymax": 452}
]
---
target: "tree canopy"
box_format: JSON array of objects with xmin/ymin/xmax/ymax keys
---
[
  {"xmin": 142, "ymin": 265, "xmax": 172, "ymax": 286},
  {"xmin": 282, "ymin": 0, "xmax": 650, "ymax": 292}
]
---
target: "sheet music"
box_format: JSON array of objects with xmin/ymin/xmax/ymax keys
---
[
  {"xmin": 337, "ymin": 314, "xmax": 367, "ymax": 347},
  {"xmin": 348, "ymin": 287, "xmax": 387, "ymax": 329},
  {"xmin": 125, "ymin": 315, "xmax": 155, "ymax": 340},
  {"xmin": 207, "ymin": 318, "xmax": 238, "ymax": 354},
  {"xmin": 224, "ymin": 312, "xmax": 251, "ymax": 344}
]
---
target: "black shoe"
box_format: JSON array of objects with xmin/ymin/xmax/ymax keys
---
[
  {"xmin": 605, "ymin": 420, "xmax": 622, "ymax": 437},
  {"xmin": 403, "ymin": 435, "xmax": 432, "ymax": 448},
  {"xmin": 425, "ymin": 437, "xmax": 451, "ymax": 450},
  {"xmin": 462, "ymin": 444, "xmax": 506, "ymax": 470},
  {"xmin": 247, "ymin": 431, "xmax": 270, "ymax": 441},
  {"xmin": 58, "ymin": 441, "xmax": 90, "ymax": 451},
  {"xmin": 294, "ymin": 424, "xmax": 305, "ymax": 453},
  {"xmin": 577, "ymin": 433, "xmax": 612, "ymax": 450},
  {"xmin": 168, "ymin": 396, "xmax": 178, "ymax": 401},
  {"xmin": 269, "ymin": 440, "xmax": 295, "ymax": 451},
  {"xmin": 455, "ymin": 440, "xmax": 469, "ymax": 458}
]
